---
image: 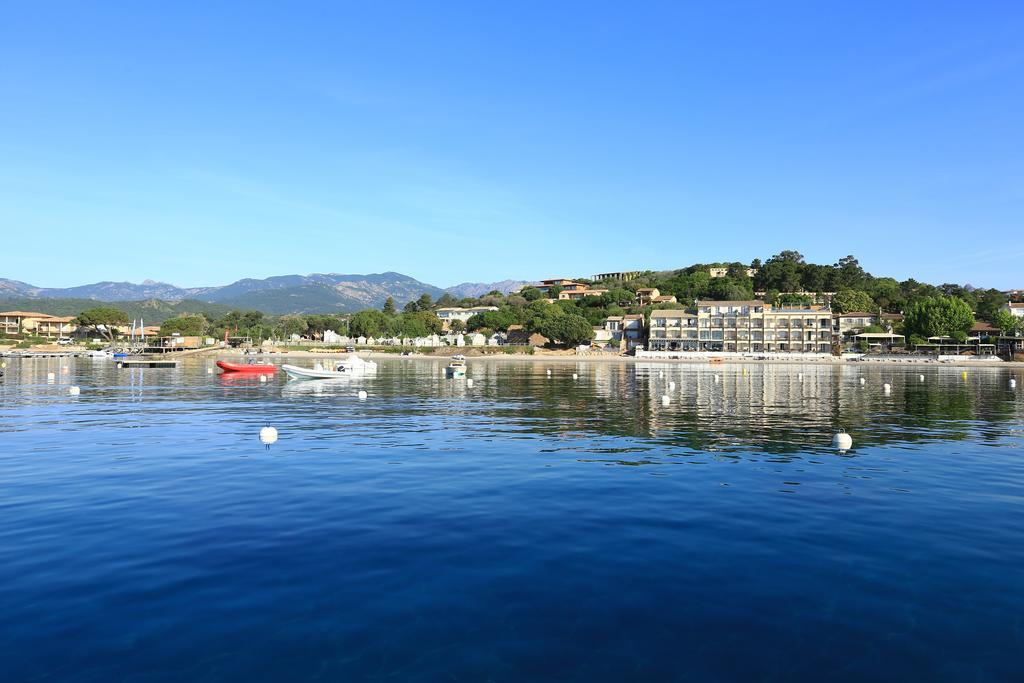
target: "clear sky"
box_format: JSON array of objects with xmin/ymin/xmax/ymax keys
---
[{"xmin": 1, "ymin": 2, "xmax": 1022, "ymax": 289}]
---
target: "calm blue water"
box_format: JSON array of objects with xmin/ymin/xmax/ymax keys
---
[{"xmin": 1, "ymin": 357, "xmax": 1022, "ymax": 682}]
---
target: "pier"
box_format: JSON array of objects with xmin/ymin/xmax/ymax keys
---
[{"xmin": 117, "ymin": 359, "xmax": 178, "ymax": 369}]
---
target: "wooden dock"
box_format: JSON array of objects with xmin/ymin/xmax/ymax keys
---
[{"xmin": 117, "ymin": 359, "xmax": 178, "ymax": 369}]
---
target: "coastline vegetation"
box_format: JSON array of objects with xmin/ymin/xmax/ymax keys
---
[{"xmin": 9, "ymin": 251, "xmax": 1024, "ymax": 348}]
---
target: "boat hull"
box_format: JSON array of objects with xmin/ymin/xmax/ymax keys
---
[
  {"xmin": 282, "ymin": 364, "xmax": 354, "ymax": 380},
  {"xmin": 217, "ymin": 361, "xmax": 277, "ymax": 374}
]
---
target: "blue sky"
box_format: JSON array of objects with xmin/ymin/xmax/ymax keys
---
[{"xmin": 1, "ymin": 2, "xmax": 1022, "ymax": 289}]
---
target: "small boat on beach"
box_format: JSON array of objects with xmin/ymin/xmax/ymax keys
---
[
  {"xmin": 282, "ymin": 354, "xmax": 377, "ymax": 381},
  {"xmin": 216, "ymin": 360, "xmax": 277, "ymax": 374}
]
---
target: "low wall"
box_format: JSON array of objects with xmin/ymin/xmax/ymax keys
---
[{"xmin": 635, "ymin": 350, "xmax": 832, "ymax": 361}]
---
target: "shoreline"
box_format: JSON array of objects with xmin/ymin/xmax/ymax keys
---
[
  {"xmin": 5, "ymin": 344, "xmax": 1020, "ymax": 370},
  {"xmin": 214, "ymin": 348, "xmax": 1024, "ymax": 370}
]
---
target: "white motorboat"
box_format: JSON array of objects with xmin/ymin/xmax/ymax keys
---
[
  {"xmin": 445, "ymin": 360, "xmax": 467, "ymax": 378},
  {"xmin": 282, "ymin": 354, "xmax": 377, "ymax": 381},
  {"xmin": 282, "ymin": 364, "xmax": 351, "ymax": 380}
]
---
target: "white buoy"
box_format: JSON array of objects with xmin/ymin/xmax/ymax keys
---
[
  {"xmin": 919, "ymin": 374, "xmax": 925, "ymax": 382},
  {"xmin": 358, "ymin": 390, "xmax": 367, "ymax": 400},
  {"xmin": 668, "ymin": 381, "xmax": 676, "ymax": 391},
  {"xmin": 68, "ymin": 386, "xmax": 80, "ymax": 396},
  {"xmin": 661, "ymin": 394, "xmax": 670, "ymax": 405},
  {"xmin": 47, "ymin": 372, "xmax": 55, "ymax": 380},
  {"xmin": 1010, "ymin": 378, "xmax": 1017, "ymax": 389},
  {"xmin": 0, "ymin": 361, "xmax": 6, "ymax": 369},
  {"xmin": 259, "ymin": 375, "xmax": 267, "ymax": 382},
  {"xmin": 883, "ymin": 383, "xmax": 891, "ymax": 394},
  {"xmin": 546, "ymin": 369, "xmax": 552, "ymax": 376},
  {"xmin": 859, "ymin": 377, "xmax": 865, "ymax": 385},
  {"xmin": 798, "ymin": 373, "xmax": 803, "ymax": 381},
  {"xmin": 572, "ymin": 373, "xmax": 578, "ymax": 380},
  {"xmin": 207, "ymin": 368, "xmax": 214, "ymax": 375},
  {"xmin": 466, "ymin": 378, "xmax": 474, "ymax": 388},
  {"xmin": 658, "ymin": 371, "xmax": 664, "ymax": 379},
  {"xmin": 259, "ymin": 426, "xmax": 278, "ymax": 445},
  {"xmin": 714, "ymin": 375, "xmax": 720, "ymax": 384},
  {"xmin": 832, "ymin": 430, "xmax": 853, "ymax": 451}
]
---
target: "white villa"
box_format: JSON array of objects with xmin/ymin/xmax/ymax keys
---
[{"xmin": 435, "ymin": 306, "xmax": 499, "ymax": 329}]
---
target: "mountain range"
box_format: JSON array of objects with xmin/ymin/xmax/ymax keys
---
[{"xmin": 0, "ymin": 273, "xmax": 531, "ymax": 315}]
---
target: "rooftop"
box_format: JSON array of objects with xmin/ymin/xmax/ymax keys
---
[
  {"xmin": 0, "ymin": 311, "xmax": 56, "ymax": 318},
  {"xmin": 696, "ymin": 300, "xmax": 765, "ymax": 306},
  {"xmin": 651, "ymin": 310, "xmax": 697, "ymax": 318}
]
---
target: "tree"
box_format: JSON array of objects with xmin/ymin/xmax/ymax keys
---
[
  {"xmin": 547, "ymin": 285, "xmax": 563, "ymax": 299},
  {"xmin": 74, "ymin": 307, "xmax": 129, "ymax": 341},
  {"xmin": 903, "ymin": 296, "xmax": 974, "ymax": 340},
  {"xmin": 242, "ymin": 310, "xmax": 264, "ymax": 329},
  {"xmin": 977, "ymin": 290, "xmax": 1008, "ymax": 322},
  {"xmin": 279, "ymin": 315, "xmax": 308, "ymax": 338},
  {"xmin": 349, "ymin": 310, "xmax": 389, "ymax": 338},
  {"xmin": 520, "ymin": 286, "xmax": 543, "ymax": 302},
  {"xmin": 383, "ymin": 297, "xmax": 396, "ymax": 315},
  {"xmin": 541, "ymin": 313, "xmax": 594, "ymax": 347},
  {"xmin": 868, "ymin": 278, "xmax": 904, "ymax": 312},
  {"xmin": 992, "ymin": 309, "xmax": 1018, "ymax": 335},
  {"xmin": 467, "ymin": 307, "xmax": 520, "ymax": 332},
  {"xmin": 435, "ymin": 293, "xmax": 458, "ymax": 308},
  {"xmin": 417, "ymin": 293, "xmax": 433, "ymax": 311},
  {"xmin": 756, "ymin": 250, "xmax": 804, "ymax": 292},
  {"xmin": 160, "ymin": 314, "xmax": 207, "ymax": 337},
  {"xmin": 707, "ymin": 276, "xmax": 753, "ymax": 301},
  {"xmin": 303, "ymin": 314, "xmax": 346, "ymax": 340},
  {"xmin": 831, "ymin": 290, "xmax": 875, "ymax": 314},
  {"xmin": 606, "ymin": 288, "xmax": 634, "ymax": 306},
  {"xmin": 834, "ymin": 255, "xmax": 866, "ymax": 289},
  {"xmin": 392, "ymin": 311, "xmax": 442, "ymax": 338},
  {"xmin": 449, "ymin": 319, "xmax": 466, "ymax": 333}
]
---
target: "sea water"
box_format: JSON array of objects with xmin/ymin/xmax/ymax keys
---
[{"xmin": 1, "ymin": 358, "xmax": 1022, "ymax": 681}]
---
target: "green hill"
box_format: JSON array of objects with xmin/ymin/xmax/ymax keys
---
[{"xmin": 0, "ymin": 297, "xmax": 235, "ymax": 324}]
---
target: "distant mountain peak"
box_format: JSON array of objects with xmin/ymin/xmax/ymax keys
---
[
  {"xmin": 0, "ymin": 271, "xmax": 453, "ymax": 315},
  {"xmin": 445, "ymin": 279, "xmax": 532, "ymax": 299}
]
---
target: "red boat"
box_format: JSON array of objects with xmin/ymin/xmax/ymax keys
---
[{"xmin": 216, "ymin": 360, "xmax": 277, "ymax": 374}]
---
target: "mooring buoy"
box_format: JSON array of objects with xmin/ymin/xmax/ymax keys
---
[
  {"xmin": 832, "ymin": 429, "xmax": 853, "ymax": 451},
  {"xmin": 259, "ymin": 426, "xmax": 278, "ymax": 446}
]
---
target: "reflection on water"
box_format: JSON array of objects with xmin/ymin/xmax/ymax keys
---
[{"xmin": 1, "ymin": 356, "xmax": 1022, "ymax": 682}]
